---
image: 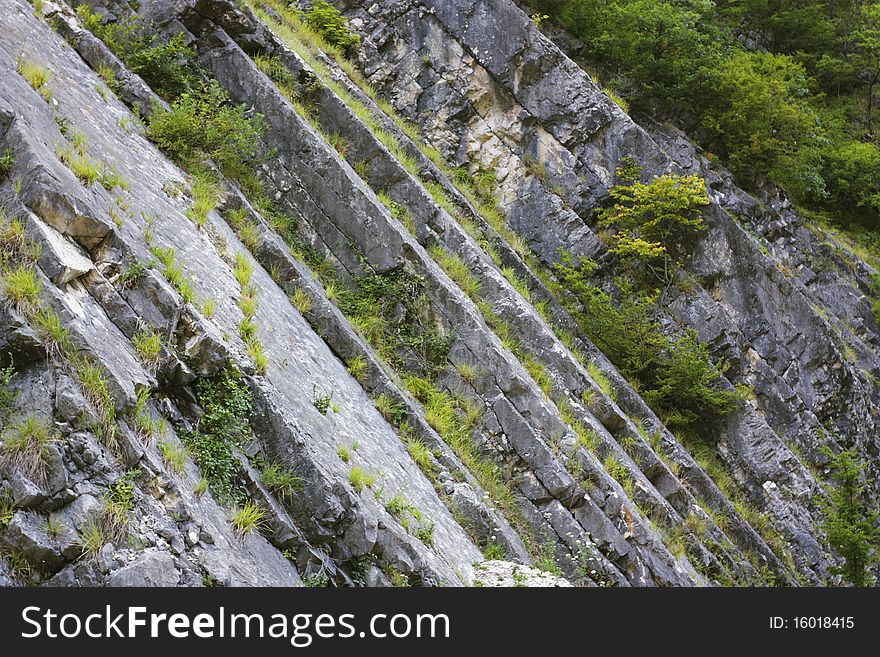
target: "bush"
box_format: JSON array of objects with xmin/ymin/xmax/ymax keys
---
[
  {"xmin": 146, "ymin": 82, "xmax": 266, "ymax": 182},
  {"xmin": 819, "ymin": 448, "xmax": 880, "ymax": 586},
  {"xmin": 553, "ymin": 255, "xmax": 742, "ymax": 431},
  {"xmin": 702, "ymin": 51, "xmax": 825, "ymax": 199},
  {"xmin": 305, "ymin": 1, "xmax": 360, "ymax": 54},
  {"xmin": 180, "ymin": 368, "xmax": 252, "ymax": 503},
  {"xmin": 819, "ymin": 140, "xmax": 880, "ymax": 220},
  {"xmin": 77, "ymin": 6, "xmax": 199, "ymax": 99}
]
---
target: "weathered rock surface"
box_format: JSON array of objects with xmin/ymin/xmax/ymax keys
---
[{"xmin": 0, "ymin": 0, "xmax": 876, "ymax": 588}]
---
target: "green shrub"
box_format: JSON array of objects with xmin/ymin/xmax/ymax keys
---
[
  {"xmin": 146, "ymin": 81, "xmax": 267, "ymax": 183},
  {"xmin": 702, "ymin": 51, "xmax": 825, "ymax": 199},
  {"xmin": 339, "ymin": 268, "xmax": 450, "ymax": 377},
  {"xmin": 77, "ymin": 6, "xmax": 198, "ymax": 99},
  {"xmin": 305, "ymin": 1, "xmax": 360, "ymax": 54},
  {"xmin": 553, "ymin": 254, "xmax": 742, "ymax": 432},
  {"xmin": 599, "ymin": 170, "xmax": 709, "ymax": 285},
  {"xmin": 179, "ymin": 368, "xmax": 252, "ymax": 503},
  {"xmin": 819, "ymin": 448, "xmax": 880, "ymax": 586}
]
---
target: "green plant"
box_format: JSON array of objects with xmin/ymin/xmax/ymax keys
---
[
  {"xmin": 231, "ymin": 500, "xmax": 266, "ymax": 536},
  {"xmin": 1, "ymin": 416, "xmax": 57, "ymax": 485},
  {"xmin": 146, "ymin": 81, "xmax": 266, "ymax": 185},
  {"xmin": 0, "ymin": 490, "xmax": 15, "ymax": 529},
  {"xmin": 233, "ymin": 252, "xmax": 254, "ymax": 288},
  {"xmin": 133, "ymin": 387, "xmax": 159, "ymax": 441},
  {"xmin": 180, "ymin": 368, "xmax": 252, "ymax": 504},
  {"xmin": 0, "ymin": 149, "xmax": 14, "ymax": 179},
  {"xmin": 16, "ymin": 58, "xmax": 52, "ymax": 101},
  {"xmin": 430, "ymin": 246, "xmax": 481, "ymax": 299},
  {"xmin": 3, "ymin": 265, "xmax": 41, "ymax": 311},
  {"xmin": 0, "ymin": 362, "xmax": 16, "ymax": 419},
  {"xmin": 291, "ymin": 287, "xmax": 312, "ymax": 314},
  {"xmin": 483, "ymin": 542, "xmax": 505, "ymax": 560},
  {"xmin": 819, "ymin": 448, "xmax": 880, "ymax": 586},
  {"xmin": 159, "ymin": 440, "xmax": 187, "ymax": 473},
  {"xmin": 184, "ymin": 172, "xmax": 220, "ymax": 228},
  {"xmin": 312, "ymin": 384, "xmax": 333, "ymax": 415},
  {"xmin": 336, "ymin": 445, "xmax": 351, "ymax": 462},
  {"xmin": 304, "ymin": 1, "xmax": 361, "ymax": 54},
  {"xmin": 348, "ymin": 465, "xmax": 376, "ymax": 493},
  {"xmin": 45, "ymin": 514, "xmax": 63, "ymax": 538},
  {"xmin": 259, "ymin": 460, "xmax": 303, "ymax": 500},
  {"xmin": 202, "ymin": 297, "xmax": 217, "ymax": 319},
  {"xmin": 77, "ymin": 7, "xmax": 199, "ymax": 99},
  {"xmin": 598, "ymin": 169, "xmax": 709, "ymax": 286},
  {"xmin": 132, "ymin": 326, "xmax": 163, "ymax": 367},
  {"xmin": 523, "ymin": 356, "xmax": 553, "ymax": 397},
  {"xmin": 554, "ymin": 255, "xmax": 743, "ymax": 432},
  {"xmin": 346, "ymin": 355, "xmax": 367, "ymax": 382},
  {"xmin": 586, "ymin": 361, "xmax": 615, "ymax": 401}
]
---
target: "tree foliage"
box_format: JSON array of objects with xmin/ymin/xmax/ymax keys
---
[
  {"xmin": 598, "ymin": 167, "xmax": 709, "ymax": 284},
  {"xmin": 553, "ymin": 256, "xmax": 743, "ymax": 431},
  {"xmin": 532, "ymin": 0, "xmax": 880, "ymax": 229}
]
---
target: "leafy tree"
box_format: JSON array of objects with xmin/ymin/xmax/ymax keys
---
[
  {"xmin": 819, "ymin": 448, "xmax": 880, "ymax": 586},
  {"xmin": 819, "ymin": 139, "xmax": 880, "ymax": 218},
  {"xmin": 702, "ymin": 51, "xmax": 825, "ymax": 199},
  {"xmin": 853, "ymin": 2, "xmax": 880, "ymax": 134},
  {"xmin": 598, "ymin": 169, "xmax": 709, "ymax": 286}
]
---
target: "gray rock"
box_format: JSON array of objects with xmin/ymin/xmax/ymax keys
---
[{"xmin": 107, "ymin": 551, "xmax": 181, "ymax": 586}]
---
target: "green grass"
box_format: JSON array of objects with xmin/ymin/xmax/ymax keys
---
[
  {"xmin": 233, "ymin": 252, "xmax": 253, "ymax": 288},
  {"xmin": 346, "ymin": 355, "xmax": 367, "ymax": 382},
  {"xmin": 259, "ymin": 460, "xmax": 303, "ymax": 499},
  {"xmin": 231, "ymin": 500, "xmax": 266, "ymax": 536},
  {"xmin": 587, "ymin": 361, "xmax": 616, "ymax": 401},
  {"xmin": 0, "ymin": 490, "xmax": 15, "ymax": 529},
  {"xmin": 429, "ymin": 246, "xmax": 481, "ymax": 299},
  {"xmin": 57, "ymin": 145, "xmax": 101, "ymax": 186},
  {"xmin": 455, "ymin": 361, "xmax": 477, "ymax": 384},
  {"xmin": 405, "ymin": 437, "xmax": 438, "ymax": 477},
  {"xmin": 0, "ymin": 415, "xmax": 57, "ymax": 484},
  {"xmin": 336, "ymin": 445, "xmax": 351, "ymax": 462},
  {"xmin": 132, "ymin": 326, "xmax": 163, "ymax": 367},
  {"xmin": 348, "ymin": 465, "xmax": 376, "ymax": 493},
  {"xmin": 185, "ymin": 172, "xmax": 221, "ymax": 228},
  {"xmin": 523, "ymin": 356, "xmax": 553, "ymax": 397},
  {"xmin": 502, "ymin": 266, "xmax": 532, "ymax": 302},
  {"xmin": 16, "ymin": 58, "xmax": 52, "ymax": 101},
  {"xmin": 247, "ymin": 339, "xmax": 269, "ymax": 375},
  {"xmin": 291, "ymin": 287, "xmax": 312, "ymax": 314},
  {"xmin": 159, "ymin": 440, "xmax": 187, "ymax": 473},
  {"xmin": 0, "ymin": 149, "xmax": 15, "ymax": 178},
  {"xmin": 3, "ymin": 264, "xmax": 41, "ymax": 311},
  {"xmin": 202, "ymin": 297, "xmax": 217, "ymax": 319}
]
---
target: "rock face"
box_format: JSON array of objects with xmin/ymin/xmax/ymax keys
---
[{"xmin": 0, "ymin": 0, "xmax": 876, "ymax": 588}]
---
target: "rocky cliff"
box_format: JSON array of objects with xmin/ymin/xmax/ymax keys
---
[{"xmin": 0, "ymin": 0, "xmax": 877, "ymax": 587}]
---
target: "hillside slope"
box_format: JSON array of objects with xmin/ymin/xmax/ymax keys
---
[{"xmin": 0, "ymin": 0, "xmax": 877, "ymax": 586}]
